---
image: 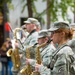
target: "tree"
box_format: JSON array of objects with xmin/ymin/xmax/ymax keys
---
[
  {"xmin": 47, "ymin": 0, "xmax": 51, "ymax": 29},
  {"xmin": 0, "ymin": 0, "xmax": 12, "ymax": 42},
  {"xmin": 27, "ymin": 0, "xmax": 33, "ymax": 17},
  {"xmin": 4, "ymin": 0, "xmax": 75, "ymax": 28},
  {"xmin": 41, "ymin": 0, "xmax": 75, "ymax": 28},
  {"xmin": 21, "ymin": 0, "xmax": 75, "ymax": 28},
  {"xmin": 0, "ymin": 0, "xmax": 12, "ymax": 23}
]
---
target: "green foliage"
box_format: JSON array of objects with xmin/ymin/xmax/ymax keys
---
[
  {"xmin": 32, "ymin": 1, "xmax": 37, "ymax": 14},
  {"xmin": 5, "ymin": 0, "xmax": 75, "ymax": 23},
  {"xmin": 0, "ymin": 0, "xmax": 13, "ymax": 9},
  {"xmin": 40, "ymin": 0, "xmax": 75, "ymax": 22},
  {"xmin": 0, "ymin": 0, "xmax": 12, "ymax": 5},
  {"xmin": 21, "ymin": 3, "xmax": 27, "ymax": 13}
]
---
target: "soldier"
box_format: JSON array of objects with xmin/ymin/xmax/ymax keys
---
[
  {"xmin": 37, "ymin": 30, "xmax": 56, "ymax": 66},
  {"xmin": 34, "ymin": 21, "xmax": 75, "ymax": 75},
  {"xmin": 23, "ymin": 18, "xmax": 40, "ymax": 46},
  {"xmin": 25, "ymin": 30, "xmax": 56, "ymax": 73},
  {"xmin": 11, "ymin": 18, "xmax": 40, "ymax": 75}
]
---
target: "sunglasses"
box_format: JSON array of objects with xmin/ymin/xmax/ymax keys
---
[{"xmin": 51, "ymin": 31, "xmax": 61, "ymax": 34}]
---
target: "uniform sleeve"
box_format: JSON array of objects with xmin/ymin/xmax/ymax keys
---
[
  {"xmin": 42, "ymin": 48, "xmax": 55, "ymax": 66},
  {"xmin": 51, "ymin": 54, "xmax": 67, "ymax": 75},
  {"xmin": 29, "ymin": 36, "xmax": 38, "ymax": 46},
  {"xmin": 38, "ymin": 66, "xmax": 50, "ymax": 75},
  {"xmin": 42, "ymin": 49, "xmax": 51, "ymax": 66},
  {"xmin": 29, "ymin": 59, "xmax": 36, "ymax": 67}
]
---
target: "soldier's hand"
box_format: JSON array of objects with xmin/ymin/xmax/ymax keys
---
[
  {"xmin": 14, "ymin": 41, "xmax": 19, "ymax": 48},
  {"xmin": 19, "ymin": 54, "xmax": 23, "ymax": 58},
  {"xmin": 35, "ymin": 63, "xmax": 43, "ymax": 71},
  {"xmin": 26, "ymin": 58, "xmax": 34, "ymax": 65}
]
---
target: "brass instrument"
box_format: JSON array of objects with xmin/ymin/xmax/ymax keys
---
[
  {"xmin": 7, "ymin": 48, "xmax": 21, "ymax": 70},
  {"xmin": 20, "ymin": 46, "xmax": 33, "ymax": 75},
  {"xmin": 31, "ymin": 42, "xmax": 47, "ymax": 75},
  {"xmin": 36, "ymin": 42, "xmax": 47, "ymax": 64},
  {"xmin": 14, "ymin": 28, "xmax": 22, "ymax": 39},
  {"xmin": 20, "ymin": 64, "xmax": 32, "ymax": 75},
  {"xmin": 8, "ymin": 28, "xmax": 23, "ymax": 70}
]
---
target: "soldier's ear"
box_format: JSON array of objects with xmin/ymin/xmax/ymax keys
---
[
  {"xmin": 45, "ymin": 37, "xmax": 49, "ymax": 41},
  {"xmin": 59, "ymin": 31, "xmax": 65, "ymax": 38}
]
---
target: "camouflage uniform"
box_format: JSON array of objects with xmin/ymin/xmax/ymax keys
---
[
  {"xmin": 67, "ymin": 38, "xmax": 75, "ymax": 53},
  {"xmin": 40, "ymin": 43, "xmax": 56, "ymax": 66},
  {"xmin": 28, "ymin": 30, "xmax": 56, "ymax": 66},
  {"xmin": 24, "ymin": 30, "xmax": 38, "ymax": 46},
  {"xmin": 20, "ymin": 30, "xmax": 38, "ymax": 66},
  {"xmin": 12, "ymin": 18, "xmax": 39, "ymax": 75},
  {"xmin": 38, "ymin": 22, "xmax": 75, "ymax": 75},
  {"xmin": 38, "ymin": 44, "xmax": 75, "ymax": 75},
  {"xmin": 50, "ymin": 45, "xmax": 75, "ymax": 75}
]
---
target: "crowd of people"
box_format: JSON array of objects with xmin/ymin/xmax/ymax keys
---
[{"xmin": 0, "ymin": 17, "xmax": 75, "ymax": 75}]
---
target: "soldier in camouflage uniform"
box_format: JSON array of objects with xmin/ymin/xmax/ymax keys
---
[
  {"xmin": 34, "ymin": 21, "xmax": 75, "ymax": 75},
  {"xmin": 23, "ymin": 18, "xmax": 39, "ymax": 46},
  {"xmin": 25, "ymin": 30, "xmax": 56, "ymax": 71},
  {"xmin": 12, "ymin": 18, "xmax": 40, "ymax": 75},
  {"xmin": 37, "ymin": 30, "xmax": 56, "ymax": 66}
]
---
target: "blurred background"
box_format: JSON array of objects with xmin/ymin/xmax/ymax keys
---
[{"xmin": 0, "ymin": 0, "xmax": 75, "ymax": 47}]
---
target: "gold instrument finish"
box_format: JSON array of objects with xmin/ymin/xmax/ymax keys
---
[
  {"xmin": 7, "ymin": 48, "xmax": 21, "ymax": 70},
  {"xmin": 20, "ymin": 64, "xmax": 32, "ymax": 75},
  {"xmin": 6, "ymin": 49, "xmax": 12, "ymax": 57},
  {"xmin": 20, "ymin": 66, "xmax": 28, "ymax": 75},
  {"xmin": 26, "ymin": 47, "xmax": 31, "ymax": 59},
  {"xmin": 36, "ymin": 42, "xmax": 46, "ymax": 64},
  {"xmin": 14, "ymin": 48, "xmax": 21, "ymax": 69},
  {"xmin": 20, "ymin": 46, "xmax": 33, "ymax": 75},
  {"xmin": 31, "ymin": 71, "xmax": 40, "ymax": 75},
  {"xmin": 36, "ymin": 47, "xmax": 41, "ymax": 64},
  {"xmin": 31, "ymin": 42, "xmax": 47, "ymax": 75},
  {"xmin": 14, "ymin": 28, "xmax": 22, "ymax": 39}
]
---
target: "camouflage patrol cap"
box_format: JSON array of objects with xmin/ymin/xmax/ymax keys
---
[
  {"xmin": 24, "ymin": 18, "xmax": 39, "ymax": 25},
  {"xmin": 38, "ymin": 30, "xmax": 48, "ymax": 39},
  {"xmin": 48, "ymin": 21, "xmax": 70, "ymax": 31}
]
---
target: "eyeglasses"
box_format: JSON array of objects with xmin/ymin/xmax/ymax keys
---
[
  {"xmin": 23, "ymin": 28, "xmax": 26, "ymax": 30},
  {"xmin": 51, "ymin": 31, "xmax": 55, "ymax": 34}
]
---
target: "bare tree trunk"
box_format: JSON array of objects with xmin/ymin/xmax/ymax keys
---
[
  {"xmin": 27, "ymin": 0, "xmax": 33, "ymax": 17},
  {"xmin": 46, "ymin": 0, "xmax": 51, "ymax": 29}
]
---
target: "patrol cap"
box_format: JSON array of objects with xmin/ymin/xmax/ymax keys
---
[
  {"xmin": 38, "ymin": 30, "xmax": 48, "ymax": 39},
  {"xmin": 48, "ymin": 21, "xmax": 70, "ymax": 31},
  {"xmin": 24, "ymin": 18, "xmax": 39, "ymax": 25}
]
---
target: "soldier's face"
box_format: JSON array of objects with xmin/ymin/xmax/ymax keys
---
[
  {"xmin": 38, "ymin": 38, "xmax": 45, "ymax": 45},
  {"xmin": 26, "ymin": 23, "xmax": 32, "ymax": 32},
  {"xmin": 51, "ymin": 31, "xmax": 62, "ymax": 44}
]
